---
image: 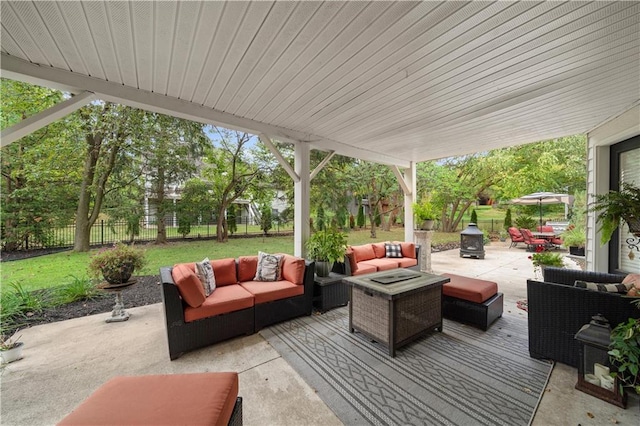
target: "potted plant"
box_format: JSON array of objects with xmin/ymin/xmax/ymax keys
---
[
  {"xmin": 305, "ymin": 228, "xmax": 348, "ymax": 277},
  {"xmin": 528, "ymin": 250, "xmax": 564, "ymax": 280},
  {"xmin": 88, "ymin": 242, "xmax": 147, "ymax": 284},
  {"xmin": 413, "ymin": 200, "xmax": 436, "ymax": 230},
  {"xmin": 590, "ymin": 182, "xmax": 640, "ymax": 245},
  {"xmin": 0, "ymin": 332, "xmax": 24, "ymax": 364},
  {"xmin": 562, "ymin": 224, "xmax": 586, "ymax": 256},
  {"xmin": 608, "ymin": 311, "xmax": 640, "ymax": 396}
]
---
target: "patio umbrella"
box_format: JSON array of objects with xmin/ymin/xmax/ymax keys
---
[{"xmin": 510, "ymin": 192, "xmax": 575, "ymax": 229}]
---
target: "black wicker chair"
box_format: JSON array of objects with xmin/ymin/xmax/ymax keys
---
[
  {"xmin": 527, "ymin": 267, "xmax": 639, "ymax": 368},
  {"xmin": 160, "ymin": 260, "xmax": 315, "ymax": 360}
]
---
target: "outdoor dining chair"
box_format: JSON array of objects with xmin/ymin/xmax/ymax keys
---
[
  {"xmin": 507, "ymin": 227, "xmax": 525, "ymax": 248},
  {"xmin": 520, "ymin": 228, "xmax": 550, "ymax": 251}
]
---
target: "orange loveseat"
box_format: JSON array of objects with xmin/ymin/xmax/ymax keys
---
[
  {"xmin": 333, "ymin": 242, "xmax": 421, "ymax": 276},
  {"xmin": 160, "ymin": 255, "xmax": 314, "ymax": 360}
]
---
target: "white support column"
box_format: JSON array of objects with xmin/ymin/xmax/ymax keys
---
[
  {"xmin": 403, "ymin": 162, "xmax": 417, "ymax": 242},
  {"xmin": 1, "ymin": 91, "xmax": 95, "ymax": 147},
  {"xmin": 294, "ymin": 142, "xmax": 311, "ymax": 258}
]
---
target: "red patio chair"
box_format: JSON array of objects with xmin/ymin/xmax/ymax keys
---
[
  {"xmin": 507, "ymin": 227, "xmax": 525, "ymax": 248},
  {"xmin": 536, "ymin": 225, "xmax": 563, "ymax": 247},
  {"xmin": 520, "ymin": 228, "xmax": 549, "ymax": 251},
  {"xmin": 537, "ymin": 225, "xmax": 555, "ymax": 233}
]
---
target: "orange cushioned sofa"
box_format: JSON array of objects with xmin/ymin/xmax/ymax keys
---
[
  {"xmin": 333, "ymin": 242, "xmax": 421, "ymax": 276},
  {"xmin": 160, "ymin": 255, "xmax": 314, "ymax": 360}
]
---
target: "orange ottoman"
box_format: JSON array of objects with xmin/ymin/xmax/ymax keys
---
[
  {"xmin": 441, "ymin": 273, "xmax": 503, "ymax": 331},
  {"xmin": 58, "ymin": 372, "xmax": 242, "ymax": 426}
]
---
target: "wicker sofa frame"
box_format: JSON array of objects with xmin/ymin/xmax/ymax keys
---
[
  {"xmin": 160, "ymin": 260, "xmax": 315, "ymax": 360},
  {"xmin": 527, "ymin": 267, "xmax": 639, "ymax": 368}
]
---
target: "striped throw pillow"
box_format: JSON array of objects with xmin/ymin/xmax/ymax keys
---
[{"xmin": 574, "ymin": 280, "xmax": 632, "ymax": 294}]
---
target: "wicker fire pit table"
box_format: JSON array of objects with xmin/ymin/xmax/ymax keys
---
[{"xmin": 344, "ymin": 269, "xmax": 449, "ymax": 357}]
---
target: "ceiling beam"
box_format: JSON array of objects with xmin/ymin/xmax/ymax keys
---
[
  {"xmin": 259, "ymin": 134, "xmax": 300, "ymax": 183},
  {"xmin": 1, "ymin": 91, "xmax": 95, "ymax": 147},
  {"xmin": 310, "ymin": 151, "xmax": 335, "ymax": 181},
  {"xmin": 0, "ymin": 54, "xmax": 411, "ymax": 168}
]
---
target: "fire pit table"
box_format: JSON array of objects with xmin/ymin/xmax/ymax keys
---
[{"xmin": 344, "ymin": 269, "xmax": 449, "ymax": 357}]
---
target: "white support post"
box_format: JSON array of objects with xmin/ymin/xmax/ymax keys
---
[
  {"xmin": 294, "ymin": 142, "xmax": 311, "ymax": 258},
  {"xmin": 403, "ymin": 162, "xmax": 417, "ymax": 242},
  {"xmin": 1, "ymin": 91, "xmax": 95, "ymax": 147}
]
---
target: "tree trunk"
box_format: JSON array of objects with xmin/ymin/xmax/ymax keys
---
[
  {"xmin": 73, "ymin": 133, "xmax": 120, "ymax": 252},
  {"xmin": 155, "ymin": 168, "xmax": 167, "ymax": 244}
]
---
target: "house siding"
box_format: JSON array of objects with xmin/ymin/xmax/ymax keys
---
[{"xmin": 586, "ymin": 104, "xmax": 640, "ymax": 272}]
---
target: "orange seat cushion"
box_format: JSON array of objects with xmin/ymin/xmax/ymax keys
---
[
  {"xmin": 397, "ymin": 257, "xmax": 418, "ymax": 268},
  {"xmin": 352, "ymin": 263, "xmax": 377, "ymax": 276},
  {"xmin": 359, "ymin": 258, "xmax": 399, "ymax": 271},
  {"xmin": 441, "ymin": 273, "xmax": 497, "ymax": 303},
  {"xmin": 171, "ymin": 264, "xmax": 206, "ymax": 308},
  {"xmin": 240, "ymin": 280, "xmax": 304, "ymax": 304},
  {"xmin": 57, "ymin": 372, "xmax": 239, "ymax": 426},
  {"xmin": 185, "ymin": 285, "xmax": 254, "ymax": 322}
]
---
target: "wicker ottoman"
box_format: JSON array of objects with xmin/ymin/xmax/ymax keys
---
[
  {"xmin": 441, "ymin": 273, "xmax": 503, "ymax": 331},
  {"xmin": 58, "ymin": 372, "xmax": 242, "ymax": 426}
]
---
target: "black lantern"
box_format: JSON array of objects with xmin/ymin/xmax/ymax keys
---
[
  {"xmin": 574, "ymin": 314, "xmax": 626, "ymax": 408},
  {"xmin": 460, "ymin": 223, "xmax": 485, "ymax": 259}
]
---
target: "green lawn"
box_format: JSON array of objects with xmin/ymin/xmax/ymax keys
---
[{"xmin": 1, "ymin": 228, "xmax": 460, "ymax": 292}]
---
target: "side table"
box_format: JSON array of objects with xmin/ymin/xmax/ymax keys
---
[
  {"xmin": 98, "ymin": 280, "xmax": 137, "ymax": 323},
  {"xmin": 313, "ymin": 272, "xmax": 348, "ymax": 313}
]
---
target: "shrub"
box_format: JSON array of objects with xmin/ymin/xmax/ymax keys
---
[
  {"xmin": 515, "ymin": 215, "xmax": 537, "ymax": 230},
  {"xmin": 357, "ymin": 204, "xmax": 365, "ymax": 228},
  {"xmin": 504, "ymin": 208, "xmax": 513, "ymax": 228},
  {"xmin": 53, "ymin": 275, "xmax": 102, "ymax": 305},
  {"xmin": 470, "ymin": 209, "xmax": 478, "ymax": 224}
]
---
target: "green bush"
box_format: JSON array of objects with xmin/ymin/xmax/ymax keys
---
[
  {"xmin": 504, "ymin": 208, "xmax": 512, "ymax": 228},
  {"xmin": 514, "ymin": 215, "xmax": 537, "ymax": 230},
  {"xmin": 357, "ymin": 204, "xmax": 365, "ymax": 228},
  {"xmin": 53, "ymin": 275, "xmax": 102, "ymax": 305},
  {"xmin": 470, "ymin": 209, "xmax": 478, "ymax": 224}
]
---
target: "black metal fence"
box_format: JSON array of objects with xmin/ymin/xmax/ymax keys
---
[{"xmin": 8, "ymin": 216, "xmax": 294, "ymax": 251}]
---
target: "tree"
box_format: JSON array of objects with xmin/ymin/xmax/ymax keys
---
[
  {"xmin": 352, "ymin": 161, "xmax": 400, "ymax": 238},
  {"xmin": 202, "ymin": 128, "xmax": 265, "ymax": 242},
  {"xmin": 470, "ymin": 209, "xmax": 478, "ymax": 224},
  {"xmin": 356, "ymin": 203, "xmax": 365, "ymax": 228},
  {"xmin": 316, "ymin": 205, "xmax": 326, "ymax": 232},
  {"xmin": 259, "ymin": 203, "xmax": 273, "ymax": 236},
  {"xmin": 227, "ymin": 203, "xmax": 237, "ymax": 235},
  {"xmin": 72, "ymin": 103, "xmax": 152, "ymax": 251},
  {"xmin": 141, "ymin": 113, "xmax": 208, "ymax": 244},
  {"xmin": 176, "ymin": 178, "xmax": 212, "ymax": 237},
  {"xmin": 1, "ymin": 79, "xmax": 81, "ymax": 250},
  {"xmin": 504, "ymin": 208, "xmax": 513, "ymax": 229}
]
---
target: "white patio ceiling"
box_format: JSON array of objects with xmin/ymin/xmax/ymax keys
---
[{"xmin": 1, "ymin": 1, "xmax": 639, "ymax": 167}]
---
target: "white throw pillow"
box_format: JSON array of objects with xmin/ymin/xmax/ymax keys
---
[
  {"xmin": 195, "ymin": 258, "xmax": 216, "ymax": 296},
  {"xmin": 254, "ymin": 252, "xmax": 284, "ymax": 282}
]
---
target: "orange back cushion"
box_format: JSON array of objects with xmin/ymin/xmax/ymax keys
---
[
  {"xmin": 372, "ymin": 243, "xmax": 387, "ymax": 258},
  {"xmin": 237, "ymin": 256, "xmax": 258, "ymax": 282},
  {"xmin": 171, "ymin": 263, "xmax": 206, "ymax": 308},
  {"xmin": 351, "ymin": 244, "xmax": 375, "ymax": 262},
  {"xmin": 399, "ymin": 242, "xmax": 416, "ymax": 259},
  {"xmin": 211, "ymin": 258, "xmax": 237, "ymax": 286},
  {"xmin": 281, "ymin": 255, "xmax": 306, "ymax": 285}
]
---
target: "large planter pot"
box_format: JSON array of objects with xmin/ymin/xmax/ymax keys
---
[
  {"xmin": 1, "ymin": 342, "xmax": 24, "ymax": 364},
  {"xmin": 569, "ymin": 246, "xmax": 585, "ymax": 256},
  {"xmin": 315, "ymin": 261, "xmax": 331, "ymax": 277},
  {"xmin": 420, "ymin": 219, "xmax": 435, "ymax": 231},
  {"xmin": 102, "ymin": 263, "xmax": 135, "ymax": 284}
]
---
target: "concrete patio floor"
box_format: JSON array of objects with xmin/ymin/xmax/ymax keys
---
[{"xmin": 1, "ymin": 241, "xmax": 638, "ymax": 425}]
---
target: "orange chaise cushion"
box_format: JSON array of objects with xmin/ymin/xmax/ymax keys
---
[
  {"xmin": 360, "ymin": 258, "xmax": 400, "ymax": 271},
  {"xmin": 57, "ymin": 372, "xmax": 239, "ymax": 426},
  {"xmin": 441, "ymin": 273, "xmax": 497, "ymax": 304},
  {"xmin": 352, "ymin": 263, "xmax": 377, "ymax": 276},
  {"xmin": 211, "ymin": 258, "xmax": 237, "ymax": 286},
  {"xmin": 184, "ymin": 285, "xmax": 254, "ymax": 322},
  {"xmin": 171, "ymin": 264, "xmax": 206, "ymax": 308},
  {"xmin": 397, "ymin": 257, "xmax": 418, "ymax": 268}
]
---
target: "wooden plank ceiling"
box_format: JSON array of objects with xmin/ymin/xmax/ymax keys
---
[{"xmin": 1, "ymin": 1, "xmax": 639, "ymax": 166}]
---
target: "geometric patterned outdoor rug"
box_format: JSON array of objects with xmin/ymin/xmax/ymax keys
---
[{"xmin": 260, "ymin": 307, "xmax": 553, "ymax": 426}]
